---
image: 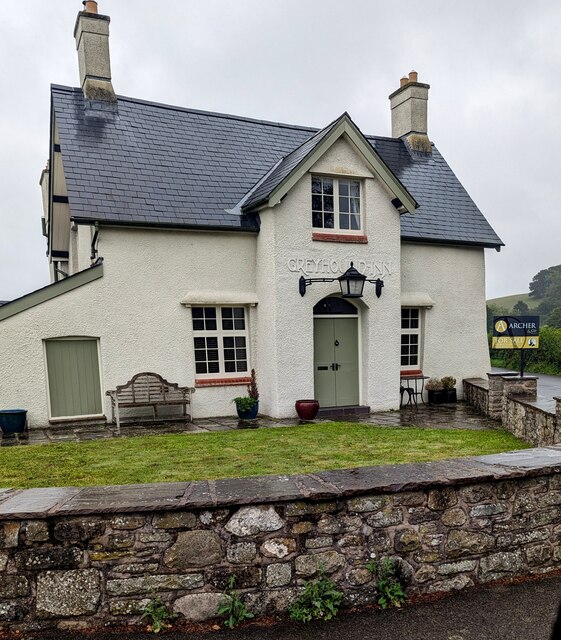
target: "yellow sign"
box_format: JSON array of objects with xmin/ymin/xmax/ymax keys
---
[{"xmin": 491, "ymin": 336, "xmax": 539, "ymax": 349}]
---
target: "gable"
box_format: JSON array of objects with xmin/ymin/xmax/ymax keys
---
[{"xmin": 242, "ymin": 113, "xmax": 417, "ymax": 215}]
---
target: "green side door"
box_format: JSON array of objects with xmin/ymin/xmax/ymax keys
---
[
  {"xmin": 314, "ymin": 317, "xmax": 359, "ymax": 407},
  {"xmin": 45, "ymin": 339, "xmax": 102, "ymax": 418}
]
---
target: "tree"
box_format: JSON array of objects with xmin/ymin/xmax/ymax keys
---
[
  {"xmin": 529, "ymin": 265, "xmax": 561, "ymax": 300},
  {"xmin": 486, "ymin": 304, "xmax": 509, "ymax": 332},
  {"xmin": 513, "ymin": 300, "xmax": 529, "ymax": 315},
  {"xmin": 547, "ymin": 307, "xmax": 561, "ymax": 329}
]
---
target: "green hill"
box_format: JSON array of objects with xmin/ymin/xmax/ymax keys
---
[{"xmin": 487, "ymin": 293, "xmax": 543, "ymax": 311}]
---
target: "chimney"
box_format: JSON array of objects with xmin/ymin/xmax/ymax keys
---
[
  {"xmin": 74, "ymin": 1, "xmax": 116, "ymax": 102},
  {"xmin": 389, "ymin": 70, "xmax": 430, "ymax": 140}
]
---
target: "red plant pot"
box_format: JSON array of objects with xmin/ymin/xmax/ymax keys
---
[{"xmin": 295, "ymin": 399, "xmax": 320, "ymax": 420}]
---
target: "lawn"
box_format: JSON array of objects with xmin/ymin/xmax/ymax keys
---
[{"xmin": 0, "ymin": 423, "xmax": 528, "ymax": 489}]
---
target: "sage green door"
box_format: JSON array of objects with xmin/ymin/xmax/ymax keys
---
[
  {"xmin": 45, "ymin": 339, "xmax": 102, "ymax": 418},
  {"xmin": 314, "ymin": 318, "xmax": 359, "ymax": 407}
]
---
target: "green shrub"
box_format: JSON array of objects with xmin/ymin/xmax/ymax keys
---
[
  {"xmin": 441, "ymin": 376, "xmax": 456, "ymax": 390},
  {"xmin": 367, "ymin": 558, "xmax": 407, "ymax": 609},
  {"xmin": 217, "ymin": 575, "xmax": 254, "ymax": 629},
  {"xmin": 289, "ymin": 572, "xmax": 343, "ymax": 623},
  {"xmin": 232, "ymin": 396, "xmax": 258, "ymax": 413},
  {"xmin": 425, "ymin": 377, "xmax": 443, "ymax": 391},
  {"xmin": 141, "ymin": 597, "xmax": 177, "ymax": 633}
]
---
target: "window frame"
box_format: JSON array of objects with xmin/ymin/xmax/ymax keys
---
[
  {"xmin": 311, "ymin": 175, "xmax": 363, "ymax": 235},
  {"xmin": 400, "ymin": 307, "xmax": 422, "ymax": 371},
  {"xmin": 191, "ymin": 305, "xmax": 251, "ymax": 380}
]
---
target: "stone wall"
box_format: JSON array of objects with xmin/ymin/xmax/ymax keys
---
[
  {"xmin": 464, "ymin": 374, "xmax": 561, "ymax": 448},
  {"xmin": 1, "ymin": 451, "xmax": 561, "ymax": 632},
  {"xmin": 463, "ymin": 378, "xmax": 489, "ymax": 415}
]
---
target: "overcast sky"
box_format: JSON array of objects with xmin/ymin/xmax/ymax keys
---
[{"xmin": 0, "ymin": 0, "xmax": 559, "ymax": 302}]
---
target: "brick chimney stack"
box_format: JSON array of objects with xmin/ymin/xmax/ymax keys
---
[
  {"xmin": 74, "ymin": 1, "xmax": 116, "ymax": 102},
  {"xmin": 389, "ymin": 71, "xmax": 429, "ymax": 139}
]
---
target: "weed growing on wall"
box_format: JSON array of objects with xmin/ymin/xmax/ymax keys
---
[
  {"xmin": 141, "ymin": 597, "xmax": 177, "ymax": 633},
  {"xmin": 367, "ymin": 558, "xmax": 407, "ymax": 609},
  {"xmin": 289, "ymin": 571, "xmax": 343, "ymax": 623},
  {"xmin": 217, "ymin": 575, "xmax": 254, "ymax": 629}
]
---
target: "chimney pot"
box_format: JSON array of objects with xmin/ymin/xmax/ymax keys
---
[
  {"xmin": 400, "ymin": 76, "xmax": 408, "ymax": 87},
  {"xmin": 408, "ymin": 70, "xmax": 418, "ymax": 83},
  {"xmin": 83, "ymin": 0, "xmax": 98, "ymax": 13}
]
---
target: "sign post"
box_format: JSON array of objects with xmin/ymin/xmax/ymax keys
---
[{"xmin": 491, "ymin": 316, "xmax": 540, "ymax": 377}]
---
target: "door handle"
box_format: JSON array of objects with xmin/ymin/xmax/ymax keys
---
[
  {"xmin": 331, "ymin": 363, "xmax": 340, "ymax": 371},
  {"xmin": 317, "ymin": 366, "xmax": 329, "ymax": 371}
]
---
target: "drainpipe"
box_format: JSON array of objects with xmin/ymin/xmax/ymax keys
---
[{"xmin": 91, "ymin": 222, "xmax": 100, "ymax": 263}]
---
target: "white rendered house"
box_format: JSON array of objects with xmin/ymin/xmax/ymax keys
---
[{"xmin": 0, "ymin": 3, "xmax": 503, "ymax": 427}]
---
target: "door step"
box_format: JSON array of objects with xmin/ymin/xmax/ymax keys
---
[{"xmin": 317, "ymin": 405, "xmax": 370, "ymax": 418}]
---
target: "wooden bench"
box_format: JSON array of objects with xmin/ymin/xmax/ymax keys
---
[{"xmin": 106, "ymin": 372, "xmax": 195, "ymax": 431}]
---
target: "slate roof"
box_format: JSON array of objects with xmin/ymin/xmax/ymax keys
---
[
  {"xmin": 244, "ymin": 114, "xmax": 344, "ymax": 211},
  {"xmin": 51, "ymin": 85, "xmax": 503, "ymax": 248}
]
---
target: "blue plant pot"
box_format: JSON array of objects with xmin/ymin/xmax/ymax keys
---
[
  {"xmin": 0, "ymin": 410, "xmax": 28, "ymax": 434},
  {"xmin": 236, "ymin": 401, "xmax": 259, "ymax": 420}
]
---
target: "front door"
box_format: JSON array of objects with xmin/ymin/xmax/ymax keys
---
[{"xmin": 314, "ymin": 317, "xmax": 359, "ymax": 407}]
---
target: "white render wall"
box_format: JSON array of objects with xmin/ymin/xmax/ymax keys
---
[
  {"xmin": 256, "ymin": 136, "xmax": 402, "ymax": 416},
  {"xmin": 0, "ymin": 228, "xmax": 257, "ymax": 426},
  {"xmin": 401, "ymin": 242, "xmax": 491, "ymax": 392},
  {"xmin": 0, "ymin": 135, "xmax": 492, "ymax": 426}
]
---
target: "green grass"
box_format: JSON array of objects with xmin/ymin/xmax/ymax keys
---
[
  {"xmin": 0, "ymin": 423, "xmax": 528, "ymax": 489},
  {"xmin": 487, "ymin": 292, "xmax": 543, "ymax": 311}
]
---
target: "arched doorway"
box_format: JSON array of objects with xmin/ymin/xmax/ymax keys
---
[{"xmin": 313, "ymin": 296, "xmax": 359, "ymax": 408}]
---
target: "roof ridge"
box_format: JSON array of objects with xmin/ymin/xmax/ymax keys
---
[
  {"xmin": 50, "ymin": 85, "xmax": 401, "ymax": 140},
  {"xmin": 50, "ymin": 84, "xmax": 320, "ymax": 134}
]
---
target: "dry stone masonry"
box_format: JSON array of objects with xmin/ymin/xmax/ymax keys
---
[{"xmin": 0, "ymin": 450, "xmax": 561, "ymax": 632}]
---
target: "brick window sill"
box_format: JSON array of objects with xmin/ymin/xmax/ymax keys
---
[
  {"xmin": 195, "ymin": 377, "xmax": 251, "ymax": 388},
  {"xmin": 312, "ymin": 232, "xmax": 368, "ymax": 244}
]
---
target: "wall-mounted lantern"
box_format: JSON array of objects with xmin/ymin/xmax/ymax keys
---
[{"xmin": 299, "ymin": 262, "xmax": 384, "ymax": 299}]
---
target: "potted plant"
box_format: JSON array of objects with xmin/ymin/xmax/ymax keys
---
[
  {"xmin": 441, "ymin": 376, "xmax": 457, "ymax": 403},
  {"xmin": 295, "ymin": 399, "xmax": 320, "ymax": 421},
  {"xmin": 0, "ymin": 409, "xmax": 28, "ymax": 435},
  {"xmin": 233, "ymin": 369, "xmax": 259, "ymax": 420},
  {"xmin": 425, "ymin": 378, "xmax": 445, "ymax": 405}
]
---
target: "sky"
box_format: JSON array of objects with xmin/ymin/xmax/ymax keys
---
[{"xmin": 0, "ymin": 0, "xmax": 560, "ymax": 302}]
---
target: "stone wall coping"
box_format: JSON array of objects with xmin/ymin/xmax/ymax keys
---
[
  {"xmin": 505, "ymin": 394, "xmax": 555, "ymax": 417},
  {"xmin": 464, "ymin": 378, "xmax": 489, "ymax": 390},
  {"xmin": 487, "ymin": 371, "xmax": 518, "ymax": 378},
  {"xmin": 1, "ymin": 447, "xmax": 561, "ymax": 520},
  {"xmin": 502, "ymin": 375, "xmax": 539, "ymax": 381}
]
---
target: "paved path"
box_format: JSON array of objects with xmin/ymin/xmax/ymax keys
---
[
  {"xmin": 22, "ymin": 576, "xmax": 561, "ymax": 640},
  {"xmin": 1, "ymin": 403, "xmax": 499, "ymax": 447}
]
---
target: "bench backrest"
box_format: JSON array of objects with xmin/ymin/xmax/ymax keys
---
[{"xmin": 115, "ymin": 372, "xmax": 190, "ymax": 403}]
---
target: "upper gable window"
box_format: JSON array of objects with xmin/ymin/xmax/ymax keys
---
[{"xmin": 312, "ymin": 176, "xmax": 361, "ymax": 232}]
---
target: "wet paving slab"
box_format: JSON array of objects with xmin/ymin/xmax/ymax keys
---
[{"xmin": 0, "ymin": 402, "xmax": 500, "ymax": 448}]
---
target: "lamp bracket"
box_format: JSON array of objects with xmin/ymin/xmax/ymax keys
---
[
  {"xmin": 299, "ymin": 275, "xmax": 385, "ymax": 298},
  {"xmin": 299, "ymin": 275, "xmax": 337, "ymax": 296}
]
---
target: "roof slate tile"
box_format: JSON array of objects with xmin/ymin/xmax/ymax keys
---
[{"xmin": 51, "ymin": 85, "xmax": 502, "ymax": 247}]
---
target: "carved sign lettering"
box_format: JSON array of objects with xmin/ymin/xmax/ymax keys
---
[{"xmin": 287, "ymin": 258, "xmax": 393, "ymax": 277}]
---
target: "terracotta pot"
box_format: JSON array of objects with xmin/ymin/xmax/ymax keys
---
[
  {"xmin": 83, "ymin": 1, "xmax": 98, "ymax": 13},
  {"xmin": 295, "ymin": 399, "xmax": 319, "ymax": 420}
]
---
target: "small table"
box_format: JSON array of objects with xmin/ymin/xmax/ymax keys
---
[{"xmin": 400, "ymin": 374, "xmax": 429, "ymax": 408}]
